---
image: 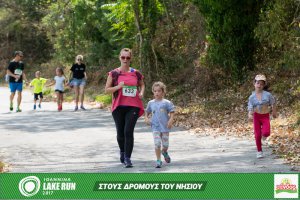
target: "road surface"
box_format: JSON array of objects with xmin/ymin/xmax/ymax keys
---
[{"xmin": 0, "ymin": 87, "xmax": 293, "ymax": 173}]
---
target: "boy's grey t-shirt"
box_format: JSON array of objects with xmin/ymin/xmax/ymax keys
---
[{"xmin": 146, "ymin": 99, "xmax": 175, "ymax": 132}]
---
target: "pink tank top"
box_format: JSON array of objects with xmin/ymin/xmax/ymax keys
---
[{"xmin": 108, "ymin": 68, "xmax": 144, "ymax": 117}]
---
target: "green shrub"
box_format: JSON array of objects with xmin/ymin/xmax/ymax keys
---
[
  {"xmin": 194, "ymin": 0, "xmax": 264, "ymax": 82},
  {"xmin": 272, "ymin": 82, "xmax": 290, "ymax": 94},
  {"xmin": 43, "ymin": 87, "xmax": 52, "ymax": 96},
  {"xmin": 0, "ymin": 162, "xmax": 4, "ymax": 173},
  {"xmin": 64, "ymin": 95, "xmax": 73, "ymax": 102},
  {"xmin": 255, "ymin": 0, "xmax": 300, "ymax": 71},
  {"xmin": 295, "ymin": 87, "xmax": 300, "ymax": 126},
  {"xmin": 95, "ymin": 94, "xmax": 112, "ymax": 106}
]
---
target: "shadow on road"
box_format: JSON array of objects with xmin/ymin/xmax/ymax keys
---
[
  {"xmin": 0, "ymin": 109, "xmax": 115, "ymax": 133},
  {"xmin": 0, "ymin": 109, "xmax": 184, "ymax": 134}
]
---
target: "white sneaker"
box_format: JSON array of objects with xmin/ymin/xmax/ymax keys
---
[{"xmin": 257, "ymin": 151, "xmax": 264, "ymax": 159}]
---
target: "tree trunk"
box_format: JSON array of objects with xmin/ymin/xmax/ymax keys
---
[
  {"xmin": 133, "ymin": 0, "xmax": 143, "ymax": 69},
  {"xmin": 133, "ymin": 0, "xmax": 160, "ymax": 85}
]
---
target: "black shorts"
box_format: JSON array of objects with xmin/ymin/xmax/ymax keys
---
[
  {"xmin": 55, "ymin": 89, "xmax": 64, "ymax": 93},
  {"xmin": 34, "ymin": 92, "xmax": 43, "ymax": 100}
]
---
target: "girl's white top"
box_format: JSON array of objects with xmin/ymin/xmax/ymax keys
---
[{"xmin": 54, "ymin": 76, "xmax": 65, "ymax": 91}]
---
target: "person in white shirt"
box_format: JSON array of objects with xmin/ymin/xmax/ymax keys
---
[{"xmin": 48, "ymin": 67, "xmax": 68, "ymax": 111}]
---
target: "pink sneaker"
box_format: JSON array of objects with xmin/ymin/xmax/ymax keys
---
[{"xmin": 58, "ymin": 105, "xmax": 62, "ymax": 111}]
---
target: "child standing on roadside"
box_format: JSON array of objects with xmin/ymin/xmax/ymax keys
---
[
  {"xmin": 248, "ymin": 74, "xmax": 278, "ymax": 159},
  {"xmin": 30, "ymin": 71, "xmax": 47, "ymax": 110},
  {"xmin": 48, "ymin": 67, "xmax": 68, "ymax": 111},
  {"xmin": 145, "ymin": 81, "xmax": 175, "ymax": 168}
]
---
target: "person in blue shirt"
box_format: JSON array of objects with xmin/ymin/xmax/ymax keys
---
[
  {"xmin": 248, "ymin": 74, "xmax": 278, "ymax": 159},
  {"xmin": 145, "ymin": 81, "xmax": 175, "ymax": 168}
]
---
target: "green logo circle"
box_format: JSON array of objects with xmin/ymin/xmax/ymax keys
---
[{"xmin": 19, "ymin": 176, "xmax": 40, "ymax": 197}]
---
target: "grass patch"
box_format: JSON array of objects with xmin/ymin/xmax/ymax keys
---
[
  {"xmin": 43, "ymin": 87, "xmax": 52, "ymax": 96},
  {"xmin": 64, "ymin": 95, "xmax": 73, "ymax": 102},
  {"xmin": 95, "ymin": 94, "xmax": 112, "ymax": 106},
  {"xmin": 0, "ymin": 162, "xmax": 5, "ymax": 173}
]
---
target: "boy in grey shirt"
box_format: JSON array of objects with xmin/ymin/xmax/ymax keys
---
[{"xmin": 145, "ymin": 82, "xmax": 175, "ymax": 168}]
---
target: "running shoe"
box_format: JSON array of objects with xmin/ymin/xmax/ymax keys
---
[
  {"xmin": 80, "ymin": 105, "xmax": 86, "ymax": 110},
  {"xmin": 256, "ymin": 151, "xmax": 264, "ymax": 159},
  {"xmin": 9, "ymin": 103, "xmax": 13, "ymax": 111},
  {"xmin": 162, "ymin": 151, "xmax": 171, "ymax": 163},
  {"xmin": 58, "ymin": 105, "xmax": 62, "ymax": 111},
  {"xmin": 74, "ymin": 106, "xmax": 78, "ymax": 111},
  {"xmin": 124, "ymin": 157, "xmax": 133, "ymax": 168},
  {"xmin": 16, "ymin": 108, "xmax": 22, "ymax": 112},
  {"xmin": 155, "ymin": 160, "xmax": 162, "ymax": 168},
  {"xmin": 120, "ymin": 152, "xmax": 125, "ymax": 164}
]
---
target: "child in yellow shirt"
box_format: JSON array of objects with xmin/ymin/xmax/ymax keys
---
[{"xmin": 30, "ymin": 71, "xmax": 48, "ymax": 110}]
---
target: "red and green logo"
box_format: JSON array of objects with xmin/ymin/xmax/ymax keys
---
[{"xmin": 275, "ymin": 178, "xmax": 298, "ymax": 194}]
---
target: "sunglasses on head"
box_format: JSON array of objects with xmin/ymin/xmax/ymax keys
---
[{"xmin": 121, "ymin": 56, "xmax": 131, "ymax": 60}]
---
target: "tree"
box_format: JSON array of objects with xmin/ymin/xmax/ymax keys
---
[
  {"xmin": 0, "ymin": 0, "xmax": 52, "ymax": 64},
  {"xmin": 103, "ymin": 0, "xmax": 163, "ymax": 83},
  {"xmin": 133, "ymin": 0, "xmax": 163, "ymax": 82},
  {"xmin": 194, "ymin": 0, "xmax": 264, "ymax": 82},
  {"xmin": 255, "ymin": 0, "xmax": 300, "ymax": 72},
  {"xmin": 42, "ymin": 0, "xmax": 118, "ymax": 66}
]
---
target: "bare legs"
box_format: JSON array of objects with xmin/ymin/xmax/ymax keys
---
[
  {"xmin": 10, "ymin": 91, "xmax": 22, "ymax": 111},
  {"xmin": 74, "ymin": 85, "xmax": 85, "ymax": 110}
]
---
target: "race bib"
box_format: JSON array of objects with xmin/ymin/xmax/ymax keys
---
[
  {"xmin": 14, "ymin": 69, "xmax": 23, "ymax": 75},
  {"xmin": 122, "ymin": 86, "xmax": 137, "ymax": 97}
]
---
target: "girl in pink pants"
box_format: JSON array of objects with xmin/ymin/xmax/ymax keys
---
[{"xmin": 248, "ymin": 74, "xmax": 278, "ymax": 158}]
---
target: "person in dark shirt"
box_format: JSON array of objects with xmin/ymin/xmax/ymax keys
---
[
  {"xmin": 70, "ymin": 55, "xmax": 87, "ymax": 111},
  {"xmin": 6, "ymin": 51, "xmax": 27, "ymax": 112}
]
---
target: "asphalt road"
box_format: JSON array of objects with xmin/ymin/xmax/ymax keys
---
[{"xmin": 0, "ymin": 87, "xmax": 293, "ymax": 173}]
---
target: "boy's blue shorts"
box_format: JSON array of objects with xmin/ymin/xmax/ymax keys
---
[{"xmin": 9, "ymin": 82, "xmax": 23, "ymax": 93}]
